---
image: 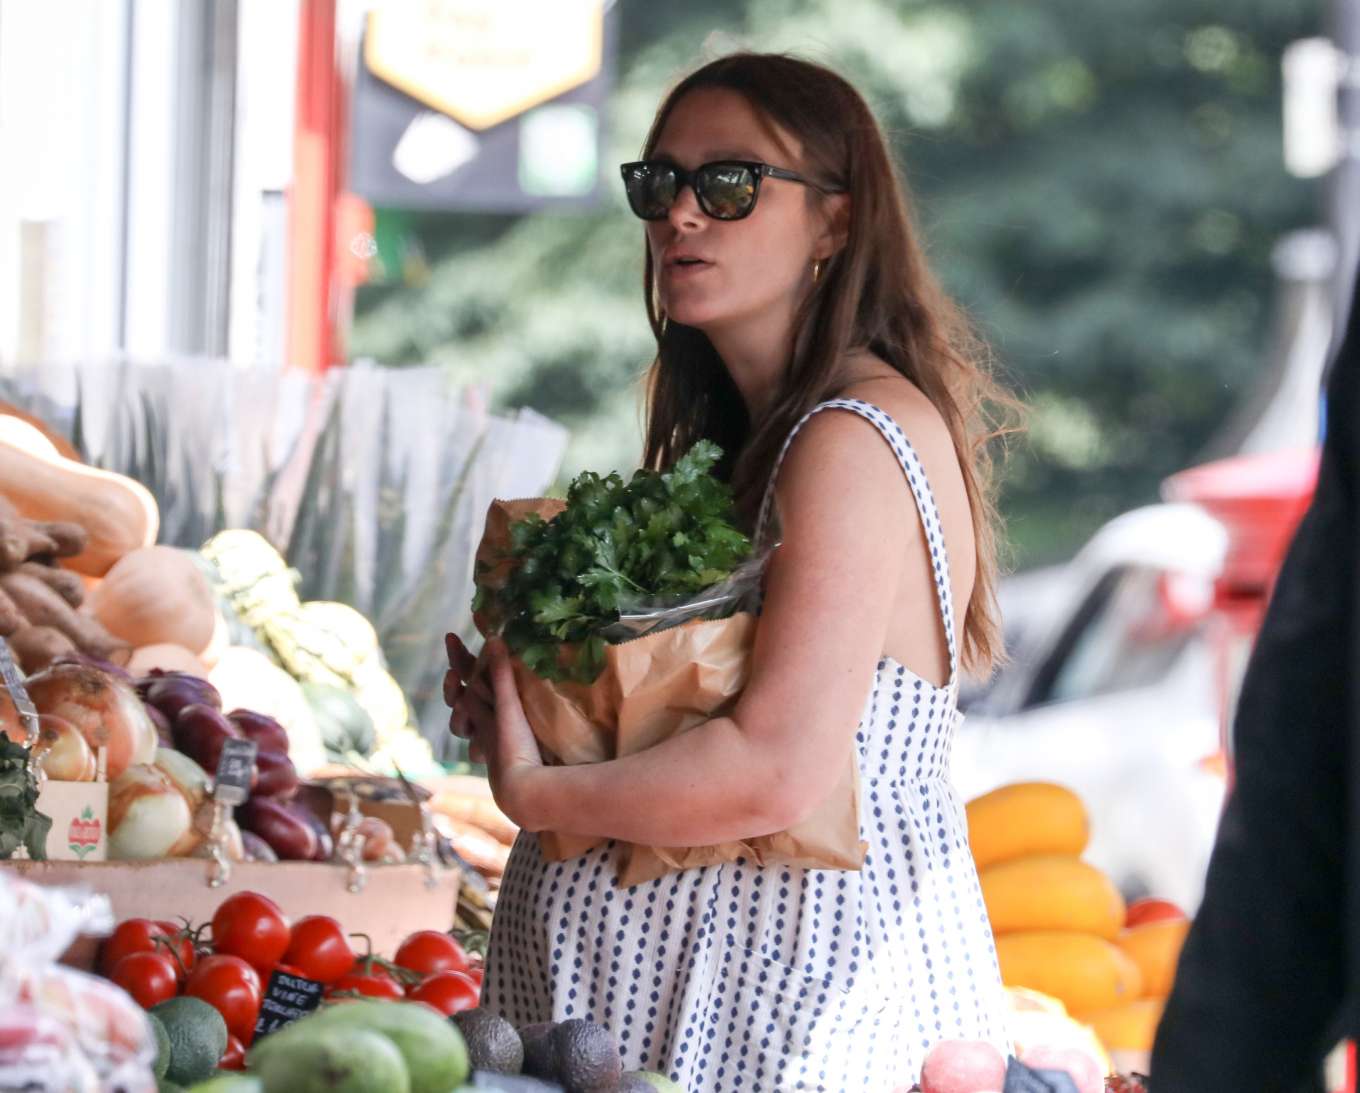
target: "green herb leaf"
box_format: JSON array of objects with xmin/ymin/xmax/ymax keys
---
[{"xmin": 473, "ymin": 442, "xmax": 753, "ymax": 683}]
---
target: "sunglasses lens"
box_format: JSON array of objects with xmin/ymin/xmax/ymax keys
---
[
  {"xmin": 697, "ymin": 164, "xmax": 756, "ymax": 219},
  {"xmin": 623, "ymin": 163, "xmax": 677, "ymax": 219}
]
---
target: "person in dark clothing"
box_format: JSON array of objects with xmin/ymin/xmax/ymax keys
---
[{"xmin": 1151, "ymin": 270, "xmax": 1359, "ymax": 1092}]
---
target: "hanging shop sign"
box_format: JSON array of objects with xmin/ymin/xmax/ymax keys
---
[{"xmin": 351, "ymin": 0, "xmax": 616, "ymax": 212}]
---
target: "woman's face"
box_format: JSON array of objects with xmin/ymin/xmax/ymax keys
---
[{"xmin": 645, "ymin": 88, "xmax": 831, "ymax": 334}]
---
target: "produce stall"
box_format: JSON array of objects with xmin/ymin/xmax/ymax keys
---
[
  {"xmin": 0, "ymin": 398, "xmax": 1170, "ymax": 1093},
  {"xmin": 0, "ymin": 401, "xmax": 525, "ymax": 1088}
]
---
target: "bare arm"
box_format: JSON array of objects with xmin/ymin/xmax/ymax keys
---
[{"xmin": 474, "ymin": 409, "xmax": 934, "ymax": 846}]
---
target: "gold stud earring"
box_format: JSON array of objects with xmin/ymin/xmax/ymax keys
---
[{"xmin": 812, "ymin": 259, "xmax": 825, "ymax": 283}]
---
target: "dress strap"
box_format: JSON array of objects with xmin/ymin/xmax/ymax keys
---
[{"xmin": 754, "ymin": 397, "xmax": 960, "ymax": 688}]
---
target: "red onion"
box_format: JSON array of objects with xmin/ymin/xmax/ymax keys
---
[
  {"xmin": 146, "ymin": 674, "xmax": 221, "ymax": 721},
  {"xmin": 252, "ymin": 749, "xmax": 299, "ymax": 800},
  {"xmin": 227, "ymin": 709, "xmax": 290, "ymax": 755},
  {"xmin": 173, "ymin": 704, "xmax": 241, "ymax": 774},
  {"xmin": 236, "ymin": 798, "xmax": 317, "ymax": 861}
]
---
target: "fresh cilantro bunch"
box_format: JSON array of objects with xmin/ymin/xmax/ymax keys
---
[{"xmin": 475, "ymin": 441, "xmax": 753, "ymax": 683}]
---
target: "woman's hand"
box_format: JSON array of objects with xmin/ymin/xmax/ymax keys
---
[{"xmin": 444, "ymin": 632, "xmax": 545, "ymax": 828}]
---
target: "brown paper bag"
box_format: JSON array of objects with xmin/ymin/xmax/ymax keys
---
[{"xmin": 473, "ymin": 498, "xmax": 867, "ymax": 886}]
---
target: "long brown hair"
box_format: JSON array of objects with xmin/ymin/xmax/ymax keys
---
[{"xmin": 638, "ymin": 52, "xmax": 1018, "ymax": 675}]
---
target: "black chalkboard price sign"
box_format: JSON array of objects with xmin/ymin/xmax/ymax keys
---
[
  {"xmin": 253, "ymin": 968, "xmax": 325, "ymax": 1039},
  {"xmin": 213, "ymin": 738, "xmax": 258, "ymax": 806}
]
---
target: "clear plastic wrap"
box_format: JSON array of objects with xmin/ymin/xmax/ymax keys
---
[
  {"xmin": 0, "ymin": 1007, "xmax": 101, "ymax": 1093},
  {"xmin": 0, "ymin": 871, "xmax": 156, "ymax": 1092},
  {"xmin": 599, "ymin": 550, "xmax": 772, "ymax": 643},
  {"xmin": 0, "ymin": 875, "xmax": 112, "ymax": 976}
]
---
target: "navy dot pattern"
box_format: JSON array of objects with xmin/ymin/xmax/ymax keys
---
[{"xmin": 482, "ymin": 399, "xmax": 1010, "ymax": 1091}]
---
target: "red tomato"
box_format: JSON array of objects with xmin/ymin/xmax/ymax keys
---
[
  {"xmin": 186, "ymin": 954, "xmax": 262, "ymax": 1044},
  {"xmin": 406, "ymin": 970, "xmax": 480, "ymax": 1016},
  {"xmin": 392, "ymin": 930, "xmax": 469, "ymax": 978},
  {"xmin": 327, "ymin": 962, "xmax": 405, "ymax": 1001},
  {"xmin": 211, "ymin": 892, "xmax": 291, "ymax": 975},
  {"xmin": 100, "ymin": 919, "xmax": 194, "ymax": 982},
  {"xmin": 218, "ymin": 1034, "xmax": 246, "ymax": 1070},
  {"xmin": 280, "ymin": 916, "xmax": 354, "ymax": 985},
  {"xmin": 464, "ymin": 966, "xmax": 485, "ymax": 989},
  {"xmin": 109, "ymin": 951, "xmax": 179, "ymax": 1009}
]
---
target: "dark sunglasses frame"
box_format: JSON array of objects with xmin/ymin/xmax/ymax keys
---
[{"xmin": 619, "ymin": 159, "xmax": 844, "ymax": 221}]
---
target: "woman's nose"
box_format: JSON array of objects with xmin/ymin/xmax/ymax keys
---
[{"xmin": 666, "ymin": 181, "xmax": 704, "ymax": 231}]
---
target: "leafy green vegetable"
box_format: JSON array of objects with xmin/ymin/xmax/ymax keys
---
[
  {"xmin": 475, "ymin": 441, "xmax": 753, "ymax": 683},
  {"xmin": 0, "ymin": 736, "xmax": 51, "ymax": 860}
]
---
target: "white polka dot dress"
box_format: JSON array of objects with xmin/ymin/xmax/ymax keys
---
[{"xmin": 483, "ymin": 399, "xmax": 1010, "ymax": 1091}]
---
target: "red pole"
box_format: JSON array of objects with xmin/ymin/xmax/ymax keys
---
[{"xmin": 287, "ymin": 0, "xmax": 341, "ymax": 373}]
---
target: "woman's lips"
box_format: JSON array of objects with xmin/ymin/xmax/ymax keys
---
[{"xmin": 663, "ymin": 260, "xmax": 714, "ymax": 281}]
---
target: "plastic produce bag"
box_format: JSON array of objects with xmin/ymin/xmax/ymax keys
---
[
  {"xmin": 0, "ymin": 871, "xmax": 156, "ymax": 1092},
  {"xmin": 473, "ymin": 497, "xmax": 867, "ymax": 887},
  {"xmin": 0, "ymin": 1007, "xmax": 101, "ymax": 1093}
]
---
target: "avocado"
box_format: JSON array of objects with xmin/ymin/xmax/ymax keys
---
[
  {"xmin": 518, "ymin": 1022, "xmax": 560, "ymax": 1081},
  {"xmin": 147, "ymin": 1011, "xmax": 171, "ymax": 1080},
  {"xmin": 262, "ymin": 999, "xmax": 470, "ymax": 1093},
  {"xmin": 550, "ymin": 1020, "xmax": 621, "ymax": 1093},
  {"xmin": 150, "ymin": 996, "xmax": 229, "ymax": 1086},
  {"xmin": 254, "ymin": 1027, "xmax": 409, "ymax": 1093},
  {"xmin": 623, "ymin": 1072, "xmax": 683, "ymax": 1092},
  {"xmin": 452, "ymin": 1009, "xmax": 524, "ymax": 1074}
]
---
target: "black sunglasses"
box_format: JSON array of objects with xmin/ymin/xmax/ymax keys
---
[{"xmin": 619, "ymin": 159, "xmax": 843, "ymax": 221}]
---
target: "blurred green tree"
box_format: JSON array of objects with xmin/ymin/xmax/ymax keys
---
[{"xmin": 352, "ymin": 0, "xmax": 1321, "ymax": 567}]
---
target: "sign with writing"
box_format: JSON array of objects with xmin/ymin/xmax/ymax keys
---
[
  {"xmin": 253, "ymin": 969, "xmax": 325, "ymax": 1039},
  {"xmin": 213, "ymin": 738, "xmax": 258, "ymax": 806},
  {"xmin": 349, "ymin": 2, "xmax": 617, "ymax": 212},
  {"xmin": 364, "ymin": 0, "xmax": 605, "ymax": 132}
]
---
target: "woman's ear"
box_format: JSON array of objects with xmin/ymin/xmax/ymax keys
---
[{"xmin": 816, "ymin": 193, "xmax": 851, "ymax": 259}]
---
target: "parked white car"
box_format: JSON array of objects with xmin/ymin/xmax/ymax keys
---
[{"xmin": 953, "ymin": 503, "xmax": 1232, "ymax": 913}]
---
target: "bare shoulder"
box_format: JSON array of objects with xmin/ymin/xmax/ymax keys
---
[{"xmin": 837, "ymin": 371, "xmax": 958, "ymax": 470}]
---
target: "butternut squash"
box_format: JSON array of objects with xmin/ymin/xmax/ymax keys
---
[
  {"xmin": 0, "ymin": 416, "xmax": 158, "ymax": 576},
  {"xmin": 979, "ymin": 854, "xmax": 1126, "ymax": 940},
  {"xmin": 87, "ymin": 546, "xmax": 215, "ymax": 654},
  {"xmin": 0, "ymin": 405, "xmax": 81, "ymax": 462},
  {"xmin": 1116, "ymin": 919, "xmax": 1190, "ymax": 998},
  {"xmin": 1076, "ymin": 998, "xmax": 1165, "ymax": 1053},
  {"xmin": 966, "ymin": 782, "xmax": 1090, "ymax": 870},
  {"xmin": 995, "ymin": 931, "xmax": 1144, "ymax": 1013}
]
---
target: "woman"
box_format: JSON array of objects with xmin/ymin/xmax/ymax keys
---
[{"xmin": 447, "ymin": 52, "xmax": 1015, "ymax": 1090}]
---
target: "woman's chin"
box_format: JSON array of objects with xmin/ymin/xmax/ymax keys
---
[{"xmin": 664, "ymin": 301, "xmax": 725, "ymax": 332}]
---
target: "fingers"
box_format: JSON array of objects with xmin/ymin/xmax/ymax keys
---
[
  {"xmin": 444, "ymin": 631, "xmax": 476, "ymax": 677},
  {"xmin": 486, "ymin": 638, "xmax": 519, "ymax": 708}
]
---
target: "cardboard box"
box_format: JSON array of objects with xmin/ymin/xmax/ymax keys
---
[{"xmin": 34, "ymin": 780, "xmax": 108, "ymax": 861}]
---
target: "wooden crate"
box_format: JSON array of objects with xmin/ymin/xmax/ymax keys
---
[{"xmin": 1, "ymin": 857, "xmax": 460, "ymax": 970}]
